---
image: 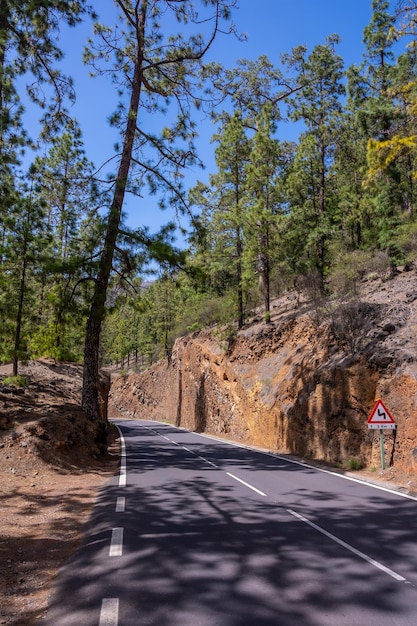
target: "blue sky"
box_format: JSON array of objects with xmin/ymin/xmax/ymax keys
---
[{"xmin": 42, "ymin": 1, "xmax": 399, "ymax": 241}]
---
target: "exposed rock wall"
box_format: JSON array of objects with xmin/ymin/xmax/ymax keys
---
[{"xmin": 109, "ymin": 306, "xmax": 417, "ymax": 474}]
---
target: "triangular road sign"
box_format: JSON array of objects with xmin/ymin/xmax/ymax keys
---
[{"xmin": 368, "ymin": 399, "xmax": 396, "ymax": 429}]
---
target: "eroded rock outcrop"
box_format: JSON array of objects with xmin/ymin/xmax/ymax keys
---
[{"xmin": 109, "ymin": 270, "xmax": 417, "ymax": 474}]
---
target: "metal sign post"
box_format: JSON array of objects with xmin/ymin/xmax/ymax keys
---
[
  {"xmin": 367, "ymin": 399, "xmax": 396, "ymax": 470},
  {"xmin": 379, "ymin": 429, "xmax": 386, "ymax": 470}
]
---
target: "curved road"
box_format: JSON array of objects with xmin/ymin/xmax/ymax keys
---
[{"xmin": 41, "ymin": 419, "xmax": 417, "ymax": 626}]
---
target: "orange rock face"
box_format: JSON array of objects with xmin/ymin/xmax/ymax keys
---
[{"xmin": 109, "ymin": 271, "xmax": 417, "ymax": 476}]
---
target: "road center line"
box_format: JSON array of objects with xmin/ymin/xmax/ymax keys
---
[
  {"xmin": 183, "ymin": 446, "xmax": 218, "ymax": 468},
  {"xmin": 226, "ymin": 472, "xmax": 266, "ymax": 497},
  {"xmin": 147, "ymin": 425, "xmax": 219, "ymax": 468},
  {"xmin": 99, "ymin": 598, "xmax": 119, "ymax": 626},
  {"xmin": 287, "ymin": 508, "xmax": 408, "ymax": 583},
  {"xmin": 115, "ymin": 497, "xmax": 125, "ymax": 513},
  {"xmin": 198, "ymin": 456, "xmax": 218, "ymax": 468},
  {"xmin": 109, "ymin": 528, "xmax": 124, "ymax": 557},
  {"xmin": 115, "ymin": 426, "xmax": 126, "ymax": 487},
  {"xmin": 191, "ymin": 429, "xmax": 417, "ymax": 502}
]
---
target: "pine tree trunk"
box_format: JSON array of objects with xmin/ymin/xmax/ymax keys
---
[
  {"xmin": 236, "ymin": 227, "xmax": 244, "ymax": 329},
  {"xmin": 263, "ymin": 254, "xmax": 271, "ymax": 324},
  {"xmin": 0, "ymin": 4, "xmax": 10, "ymax": 156},
  {"xmin": 13, "ymin": 236, "xmax": 28, "ymax": 377},
  {"xmin": 81, "ymin": 4, "xmax": 146, "ymax": 449}
]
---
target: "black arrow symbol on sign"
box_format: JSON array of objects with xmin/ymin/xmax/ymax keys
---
[{"xmin": 378, "ymin": 408, "xmax": 387, "ymax": 419}]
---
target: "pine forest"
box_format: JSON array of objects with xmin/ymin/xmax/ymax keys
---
[{"xmin": 2, "ymin": 1, "xmax": 417, "ymax": 443}]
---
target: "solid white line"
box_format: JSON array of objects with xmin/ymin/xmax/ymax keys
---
[
  {"xmin": 226, "ymin": 472, "xmax": 266, "ymax": 497},
  {"xmin": 278, "ymin": 456, "xmax": 417, "ymax": 502},
  {"xmin": 99, "ymin": 598, "xmax": 119, "ymax": 626},
  {"xmin": 115, "ymin": 497, "xmax": 125, "ymax": 513},
  {"xmin": 109, "ymin": 527, "xmax": 124, "ymax": 557},
  {"xmin": 114, "ymin": 425, "xmax": 126, "ymax": 487},
  {"xmin": 287, "ymin": 508, "xmax": 408, "ymax": 583},
  {"xmin": 191, "ymin": 430, "xmax": 417, "ymax": 502}
]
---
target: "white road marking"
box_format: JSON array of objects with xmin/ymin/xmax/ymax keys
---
[
  {"xmin": 109, "ymin": 528, "xmax": 124, "ymax": 557},
  {"xmin": 143, "ymin": 423, "xmax": 221, "ymax": 469},
  {"xmin": 115, "ymin": 497, "xmax": 125, "ymax": 513},
  {"xmin": 115, "ymin": 425, "xmax": 126, "ymax": 487},
  {"xmin": 278, "ymin": 457, "xmax": 417, "ymax": 502},
  {"xmin": 99, "ymin": 598, "xmax": 119, "ymax": 626},
  {"xmin": 226, "ymin": 472, "xmax": 266, "ymax": 497},
  {"xmin": 182, "ymin": 445, "xmax": 219, "ymax": 468},
  {"xmin": 198, "ymin": 456, "xmax": 218, "ymax": 468},
  {"xmin": 191, "ymin": 429, "xmax": 417, "ymax": 502},
  {"xmin": 287, "ymin": 508, "xmax": 409, "ymax": 583}
]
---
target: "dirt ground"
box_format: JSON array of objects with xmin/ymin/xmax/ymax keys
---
[{"xmin": 0, "ymin": 360, "xmax": 120, "ymax": 626}]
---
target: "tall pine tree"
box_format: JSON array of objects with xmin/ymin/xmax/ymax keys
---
[
  {"xmin": 82, "ymin": 0, "xmax": 237, "ymax": 446},
  {"xmin": 284, "ymin": 36, "xmax": 345, "ymax": 282}
]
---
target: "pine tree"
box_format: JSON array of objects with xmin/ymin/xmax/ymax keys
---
[
  {"xmin": 0, "ymin": 193, "xmax": 50, "ymax": 374},
  {"xmin": 28, "ymin": 122, "xmax": 101, "ymax": 360},
  {"xmin": 349, "ymin": 0, "xmax": 397, "ymax": 139},
  {"xmin": 284, "ymin": 36, "xmax": 345, "ymax": 281},
  {"xmin": 332, "ymin": 108, "xmax": 369, "ymax": 250},
  {"xmin": 0, "ymin": 1, "xmax": 94, "ymax": 368},
  {"xmin": 245, "ymin": 104, "xmax": 283, "ymax": 322},
  {"xmin": 348, "ymin": 0, "xmax": 404, "ymax": 252},
  {"xmin": 81, "ymin": 0, "xmax": 237, "ymax": 445},
  {"xmin": 365, "ymin": 34, "xmax": 417, "ymax": 229},
  {"xmin": 190, "ymin": 111, "xmax": 250, "ymax": 327},
  {"xmin": 213, "ymin": 55, "xmax": 289, "ymax": 125},
  {"xmin": 0, "ymin": 1, "xmax": 93, "ymax": 171}
]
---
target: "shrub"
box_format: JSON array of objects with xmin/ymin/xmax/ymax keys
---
[
  {"xmin": 328, "ymin": 301, "xmax": 375, "ymax": 354},
  {"xmin": 2, "ymin": 375, "xmax": 28, "ymax": 388},
  {"xmin": 365, "ymin": 251, "xmax": 393, "ymax": 281},
  {"xmin": 347, "ymin": 458, "xmax": 363, "ymax": 471},
  {"xmin": 327, "ymin": 249, "xmax": 371, "ymax": 299},
  {"xmin": 394, "ymin": 222, "xmax": 417, "ymax": 264},
  {"xmin": 295, "ymin": 270, "xmax": 327, "ymax": 327}
]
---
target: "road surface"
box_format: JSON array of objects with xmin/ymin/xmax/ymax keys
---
[{"xmin": 41, "ymin": 419, "xmax": 417, "ymax": 626}]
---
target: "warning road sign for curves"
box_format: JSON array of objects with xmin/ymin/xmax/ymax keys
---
[{"xmin": 367, "ymin": 399, "xmax": 396, "ymax": 429}]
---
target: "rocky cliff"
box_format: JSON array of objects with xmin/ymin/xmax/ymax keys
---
[{"xmin": 109, "ymin": 268, "xmax": 417, "ymax": 476}]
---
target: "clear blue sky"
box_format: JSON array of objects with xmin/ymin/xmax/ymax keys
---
[{"xmin": 42, "ymin": 1, "xmax": 399, "ymax": 241}]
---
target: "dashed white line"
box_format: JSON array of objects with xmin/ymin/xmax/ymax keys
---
[
  {"xmin": 115, "ymin": 497, "xmax": 125, "ymax": 513},
  {"xmin": 226, "ymin": 472, "xmax": 266, "ymax": 497},
  {"xmin": 99, "ymin": 598, "xmax": 119, "ymax": 626},
  {"xmin": 111, "ymin": 422, "xmax": 413, "ymax": 591},
  {"xmin": 182, "ymin": 446, "xmax": 219, "ymax": 469},
  {"xmin": 190, "ymin": 429, "xmax": 417, "ymax": 502},
  {"xmin": 287, "ymin": 508, "xmax": 409, "ymax": 583},
  {"xmin": 198, "ymin": 456, "xmax": 218, "ymax": 468},
  {"xmin": 109, "ymin": 527, "xmax": 124, "ymax": 557},
  {"xmin": 115, "ymin": 426, "xmax": 126, "ymax": 487}
]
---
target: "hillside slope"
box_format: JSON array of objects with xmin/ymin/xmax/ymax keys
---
[
  {"xmin": 110, "ymin": 267, "xmax": 417, "ymax": 479},
  {"xmin": 0, "ymin": 360, "xmax": 117, "ymax": 625}
]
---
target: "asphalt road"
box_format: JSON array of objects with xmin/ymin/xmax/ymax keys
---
[{"xmin": 41, "ymin": 419, "xmax": 417, "ymax": 626}]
